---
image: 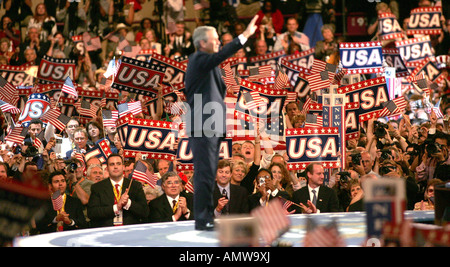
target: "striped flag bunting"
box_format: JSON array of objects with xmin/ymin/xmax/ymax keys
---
[
  {"xmin": 41, "ymin": 109, "xmax": 71, "ymax": 131},
  {"xmin": 250, "ymin": 198, "xmax": 290, "ymax": 246},
  {"xmin": 0, "ymin": 100, "xmax": 20, "ymax": 114},
  {"xmin": 131, "ymin": 161, "xmax": 157, "ymax": 188},
  {"xmin": 51, "ymin": 190, "xmax": 64, "ymax": 211},
  {"xmin": 61, "ymin": 76, "xmax": 78, "ymax": 99}
]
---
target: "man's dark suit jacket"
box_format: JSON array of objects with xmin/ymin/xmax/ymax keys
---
[
  {"xmin": 35, "ymin": 195, "xmax": 87, "ymax": 234},
  {"xmin": 147, "ymin": 192, "xmax": 194, "ymax": 223},
  {"xmin": 87, "ymin": 178, "xmax": 149, "ymax": 228},
  {"xmin": 213, "ymin": 183, "xmax": 249, "ymax": 215},
  {"xmin": 185, "ymin": 37, "xmax": 244, "ymax": 137},
  {"xmin": 248, "ymin": 189, "xmax": 291, "ymax": 211},
  {"xmin": 292, "ymin": 185, "xmax": 341, "ymax": 213}
]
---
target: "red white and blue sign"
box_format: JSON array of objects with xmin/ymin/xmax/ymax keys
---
[
  {"xmin": 286, "ymin": 127, "xmax": 340, "ymax": 171},
  {"xmin": 339, "ymin": 42, "xmax": 384, "ymax": 74},
  {"xmin": 407, "ymin": 7, "xmax": 443, "ymax": 36}
]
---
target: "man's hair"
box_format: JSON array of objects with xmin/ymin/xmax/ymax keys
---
[
  {"xmin": 161, "ymin": 171, "xmax": 181, "ymax": 185},
  {"xmin": 217, "ymin": 159, "xmax": 231, "ymax": 170},
  {"xmin": 87, "ymin": 164, "xmax": 102, "ymax": 177},
  {"xmin": 48, "ymin": 170, "xmax": 66, "ymax": 185},
  {"xmin": 107, "ymin": 153, "xmax": 123, "ymax": 165},
  {"xmin": 192, "ymin": 26, "xmax": 216, "ymax": 50},
  {"xmin": 73, "ymin": 127, "xmax": 88, "ymax": 137},
  {"xmin": 305, "ymin": 163, "xmax": 322, "ymax": 176},
  {"xmin": 29, "ymin": 118, "xmax": 43, "ymax": 127}
]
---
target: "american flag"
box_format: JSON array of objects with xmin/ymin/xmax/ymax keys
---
[
  {"xmin": 311, "ymin": 59, "xmax": 337, "ymax": 74},
  {"xmin": 250, "ymin": 198, "xmax": 290, "ymax": 246},
  {"xmin": 75, "ymin": 100, "xmax": 98, "ymax": 118},
  {"xmin": 225, "ymin": 96, "xmax": 286, "ymax": 150},
  {"xmin": 221, "ymin": 63, "xmax": 241, "ymax": 93},
  {"xmin": 102, "ymin": 109, "xmax": 119, "ymax": 127},
  {"xmin": 427, "ymin": 98, "xmax": 444, "ymax": 118},
  {"xmin": 278, "ymin": 197, "xmax": 296, "ymax": 212},
  {"xmin": 248, "ymin": 65, "xmax": 272, "ymax": 81},
  {"xmin": 61, "ymin": 76, "xmax": 78, "ymax": 99},
  {"xmin": 5, "ymin": 126, "xmax": 28, "ymax": 144},
  {"xmin": 300, "ymin": 97, "xmax": 314, "ymax": 116},
  {"xmin": 305, "ymin": 114, "xmax": 324, "ymax": 128},
  {"xmin": 118, "ymin": 101, "xmax": 142, "ymax": 117},
  {"xmin": 332, "ymin": 68, "xmax": 347, "ymax": 85},
  {"xmin": 164, "ymin": 101, "xmax": 185, "ymax": 116},
  {"xmin": 303, "ymin": 217, "xmax": 346, "ymax": 247},
  {"xmin": 33, "ymin": 130, "xmax": 45, "ymax": 150},
  {"xmin": 0, "ymin": 76, "xmax": 19, "ymax": 106},
  {"xmin": 41, "ymin": 109, "xmax": 71, "ymax": 131},
  {"xmin": 307, "ymin": 71, "xmax": 331, "ymax": 92},
  {"xmin": 243, "ymin": 91, "xmax": 265, "ymax": 111},
  {"xmin": 131, "ymin": 161, "xmax": 157, "ymax": 188},
  {"xmin": 51, "ymin": 190, "xmax": 64, "ymax": 211},
  {"xmin": 378, "ymin": 96, "xmax": 408, "ymax": 117},
  {"xmin": 185, "ymin": 179, "xmax": 194, "ymax": 193},
  {"xmin": 0, "ymin": 100, "xmax": 20, "ymax": 114},
  {"xmin": 274, "ymin": 65, "xmax": 290, "ymax": 90}
]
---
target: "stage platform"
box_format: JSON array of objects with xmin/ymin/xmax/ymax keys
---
[{"xmin": 14, "ymin": 211, "xmax": 434, "ymax": 247}]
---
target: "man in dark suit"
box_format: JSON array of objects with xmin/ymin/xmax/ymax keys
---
[
  {"xmin": 292, "ymin": 163, "xmax": 341, "ymax": 213},
  {"xmin": 148, "ymin": 171, "xmax": 194, "ymax": 223},
  {"xmin": 87, "ymin": 154, "xmax": 149, "ymax": 228},
  {"xmin": 213, "ymin": 160, "xmax": 249, "ymax": 216},
  {"xmin": 35, "ymin": 171, "xmax": 87, "ymax": 234},
  {"xmin": 185, "ymin": 15, "xmax": 259, "ymax": 231}
]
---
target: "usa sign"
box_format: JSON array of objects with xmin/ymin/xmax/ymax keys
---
[
  {"xmin": 111, "ymin": 56, "xmax": 165, "ymax": 98},
  {"xmin": 337, "ymin": 77, "xmax": 390, "ymax": 122},
  {"xmin": 286, "ymin": 127, "xmax": 340, "ymax": 171},
  {"xmin": 37, "ymin": 55, "xmax": 75, "ymax": 84},
  {"xmin": 340, "ymin": 42, "xmax": 384, "ymax": 74},
  {"xmin": 407, "ymin": 7, "xmax": 443, "ymax": 36},
  {"xmin": 117, "ymin": 114, "xmax": 179, "ymax": 160}
]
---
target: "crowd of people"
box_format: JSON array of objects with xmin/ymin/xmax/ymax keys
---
[{"xmin": 0, "ymin": 0, "xmax": 448, "ymax": 236}]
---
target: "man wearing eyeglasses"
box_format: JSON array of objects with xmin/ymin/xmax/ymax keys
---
[
  {"xmin": 148, "ymin": 171, "xmax": 194, "ymax": 223},
  {"xmin": 65, "ymin": 128, "xmax": 93, "ymax": 160}
]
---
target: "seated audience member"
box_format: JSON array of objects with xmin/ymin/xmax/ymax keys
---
[
  {"xmin": 148, "ymin": 171, "xmax": 194, "ymax": 223},
  {"xmin": 414, "ymin": 178, "xmax": 443, "ymax": 211},
  {"xmin": 292, "ymin": 163, "xmax": 340, "ymax": 213},
  {"xmin": 87, "ymin": 154, "xmax": 149, "ymax": 227},
  {"xmin": 35, "ymin": 171, "xmax": 87, "ymax": 234},
  {"xmin": 213, "ymin": 160, "xmax": 249, "ymax": 216},
  {"xmin": 248, "ymin": 168, "xmax": 291, "ymax": 211}
]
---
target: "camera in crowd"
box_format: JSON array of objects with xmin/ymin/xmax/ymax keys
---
[
  {"xmin": 16, "ymin": 141, "xmax": 40, "ymax": 158},
  {"xmin": 379, "ymin": 165, "xmax": 396, "ymax": 176},
  {"xmin": 379, "ymin": 149, "xmax": 392, "ymax": 162},
  {"xmin": 373, "ymin": 121, "xmax": 388, "ymax": 139},
  {"xmin": 64, "ymin": 160, "xmax": 79, "ymax": 173},
  {"xmin": 351, "ymin": 152, "xmax": 361, "ymax": 166},
  {"xmin": 426, "ymin": 142, "xmax": 443, "ymax": 156},
  {"xmin": 337, "ymin": 171, "xmax": 351, "ymax": 184}
]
